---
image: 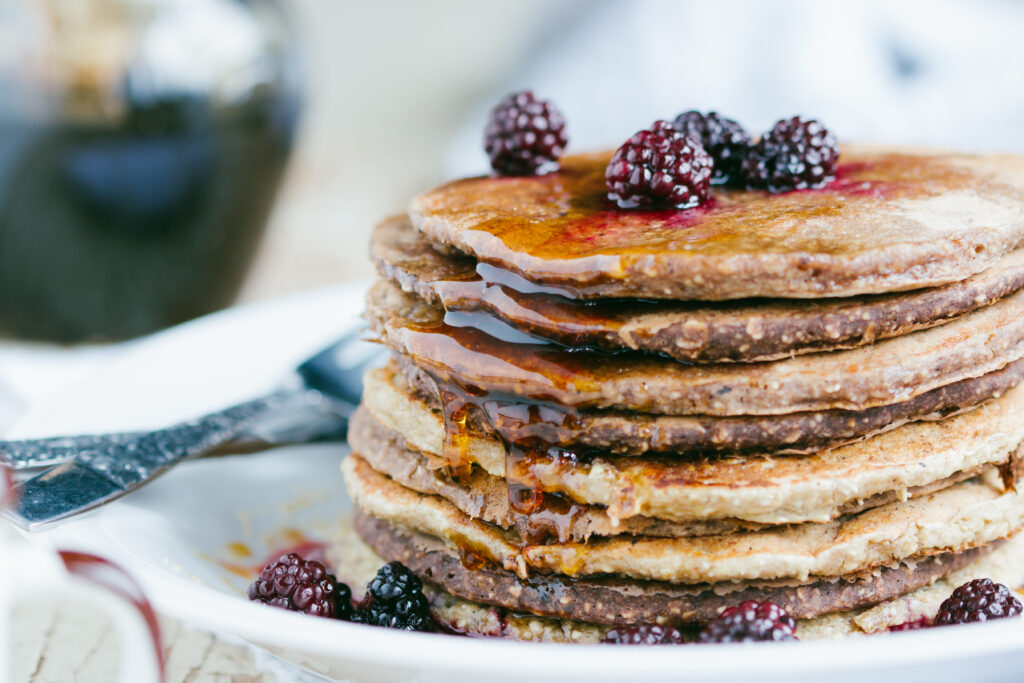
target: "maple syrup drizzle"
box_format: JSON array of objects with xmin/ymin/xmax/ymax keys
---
[
  {"xmin": 414, "ymin": 153, "xmax": 973, "ymax": 296},
  {"xmin": 438, "ymin": 386, "xmax": 474, "ymax": 479},
  {"xmin": 481, "ymin": 397, "xmax": 586, "ymax": 448},
  {"xmin": 458, "ymin": 547, "xmax": 489, "ymax": 571},
  {"xmin": 505, "ymin": 441, "xmax": 546, "ymax": 515},
  {"xmin": 411, "ymin": 352, "xmax": 602, "ymax": 547},
  {"xmin": 448, "ymin": 528, "xmax": 502, "ymax": 570},
  {"xmin": 513, "ymin": 490, "xmax": 589, "ymax": 545},
  {"xmin": 432, "ymin": 271, "xmax": 678, "ymax": 352},
  {"xmin": 399, "ymin": 251, "xmax": 671, "ymax": 352},
  {"xmin": 398, "ymin": 313, "xmax": 651, "ymax": 417}
]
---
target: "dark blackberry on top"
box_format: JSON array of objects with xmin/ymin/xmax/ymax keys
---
[
  {"xmin": 742, "ymin": 116, "xmax": 839, "ymax": 192},
  {"xmin": 672, "ymin": 110, "xmax": 751, "ymax": 185},
  {"xmin": 697, "ymin": 600, "xmax": 798, "ymax": 643},
  {"xmin": 483, "ymin": 90, "xmax": 568, "ymax": 176},
  {"xmin": 605, "ymin": 120, "xmax": 713, "ymax": 209},
  {"xmin": 934, "ymin": 578, "xmax": 1023, "ymax": 625},
  {"xmin": 354, "ymin": 561, "xmax": 434, "ymax": 632}
]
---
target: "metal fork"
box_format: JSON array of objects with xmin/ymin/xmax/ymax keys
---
[{"xmin": 1, "ymin": 330, "xmax": 384, "ymax": 529}]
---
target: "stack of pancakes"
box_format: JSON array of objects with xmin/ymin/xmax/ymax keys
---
[{"xmin": 336, "ymin": 146, "xmax": 1024, "ymax": 640}]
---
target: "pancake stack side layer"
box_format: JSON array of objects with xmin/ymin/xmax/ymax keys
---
[{"xmin": 336, "ymin": 145, "xmax": 1024, "ymax": 639}]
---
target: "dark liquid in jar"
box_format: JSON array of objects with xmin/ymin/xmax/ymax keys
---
[{"xmin": 0, "ymin": 96, "xmax": 295, "ymax": 341}]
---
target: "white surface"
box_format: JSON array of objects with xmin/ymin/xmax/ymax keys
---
[
  {"xmin": 12, "ymin": 282, "xmax": 1024, "ymax": 683},
  {"xmin": 0, "ymin": 537, "xmax": 163, "ymax": 683}
]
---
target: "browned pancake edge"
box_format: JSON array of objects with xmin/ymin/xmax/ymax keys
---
[{"xmin": 354, "ymin": 511, "xmax": 997, "ymax": 626}]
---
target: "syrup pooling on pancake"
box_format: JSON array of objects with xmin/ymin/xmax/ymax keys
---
[
  {"xmin": 410, "ymin": 148, "xmax": 1024, "ymax": 299},
  {"xmin": 423, "ymin": 152, "xmax": 938, "ymax": 268},
  {"xmin": 373, "ymin": 216, "xmax": 1024, "ymax": 363}
]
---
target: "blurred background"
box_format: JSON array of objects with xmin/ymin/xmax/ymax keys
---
[{"xmin": 3, "ymin": 0, "xmax": 1024, "ymax": 342}]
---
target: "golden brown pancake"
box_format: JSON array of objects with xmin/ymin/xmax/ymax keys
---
[
  {"xmin": 410, "ymin": 147, "xmax": 1024, "ymax": 300},
  {"xmin": 347, "ymin": 416, "xmax": 1007, "ymax": 543},
  {"xmin": 343, "ymin": 455, "xmax": 1024, "ymax": 584},
  {"xmin": 392, "ymin": 357, "xmax": 1024, "ymax": 455},
  {"xmin": 353, "ymin": 511, "xmax": 994, "ymax": 626},
  {"xmin": 328, "ymin": 519, "xmax": 1024, "ymax": 641},
  {"xmin": 374, "ymin": 215, "xmax": 1024, "ymax": 363},
  {"xmin": 359, "ymin": 369, "xmax": 1024, "ymax": 525}
]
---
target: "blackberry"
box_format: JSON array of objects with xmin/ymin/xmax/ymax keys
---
[
  {"xmin": 354, "ymin": 561, "xmax": 434, "ymax": 632},
  {"xmin": 741, "ymin": 116, "xmax": 839, "ymax": 192},
  {"xmin": 934, "ymin": 578, "xmax": 1023, "ymax": 625},
  {"xmin": 672, "ymin": 111, "xmax": 751, "ymax": 185},
  {"xmin": 888, "ymin": 616, "xmax": 931, "ymax": 632},
  {"xmin": 605, "ymin": 121, "xmax": 713, "ymax": 209},
  {"xmin": 601, "ymin": 625, "xmax": 687, "ymax": 645},
  {"xmin": 697, "ymin": 600, "xmax": 798, "ymax": 643},
  {"xmin": 484, "ymin": 90, "xmax": 567, "ymax": 176},
  {"xmin": 248, "ymin": 553, "xmax": 353, "ymax": 619}
]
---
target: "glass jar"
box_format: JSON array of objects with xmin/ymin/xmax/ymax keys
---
[{"xmin": 0, "ymin": 0, "xmax": 302, "ymax": 341}]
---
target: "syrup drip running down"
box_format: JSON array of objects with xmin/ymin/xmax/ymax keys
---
[
  {"xmin": 436, "ymin": 386, "xmax": 476, "ymax": 480},
  {"xmin": 428, "ymin": 365, "xmax": 593, "ymax": 545},
  {"xmin": 403, "ymin": 350, "xmax": 594, "ymax": 448},
  {"xmin": 449, "ymin": 529, "xmax": 496, "ymax": 571},
  {"xmin": 433, "ymin": 273, "xmax": 673, "ymax": 351},
  {"xmin": 378, "ymin": 225, "xmax": 678, "ymax": 353},
  {"xmin": 483, "ymin": 398, "xmax": 587, "ymax": 449},
  {"xmin": 399, "ymin": 314, "xmax": 643, "ymax": 413},
  {"xmin": 505, "ymin": 441, "xmax": 546, "ymax": 516}
]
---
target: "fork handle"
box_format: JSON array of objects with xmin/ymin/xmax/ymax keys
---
[{"xmin": 0, "ymin": 389, "xmax": 301, "ymax": 474}]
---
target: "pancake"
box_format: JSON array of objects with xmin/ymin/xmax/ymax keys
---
[
  {"xmin": 409, "ymin": 147, "xmax": 1024, "ymax": 300},
  {"xmin": 342, "ymin": 456, "xmax": 1024, "ymax": 584},
  {"xmin": 353, "ymin": 512, "xmax": 993, "ymax": 626},
  {"xmin": 391, "ymin": 358, "xmax": 1024, "ymax": 455},
  {"xmin": 367, "ymin": 279, "xmax": 1024, "ymax": 416},
  {"xmin": 345, "ymin": 446, "xmax": 754, "ymax": 542},
  {"xmin": 347, "ymin": 418, "xmax": 997, "ymax": 543},
  {"xmin": 374, "ymin": 215, "xmax": 1024, "ymax": 363},
  {"xmin": 328, "ymin": 521, "xmax": 1024, "ymax": 641},
  {"xmin": 359, "ymin": 369, "xmax": 1024, "ymax": 524}
]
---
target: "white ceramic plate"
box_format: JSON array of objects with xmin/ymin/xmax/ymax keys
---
[{"xmin": 12, "ymin": 283, "xmax": 1024, "ymax": 683}]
